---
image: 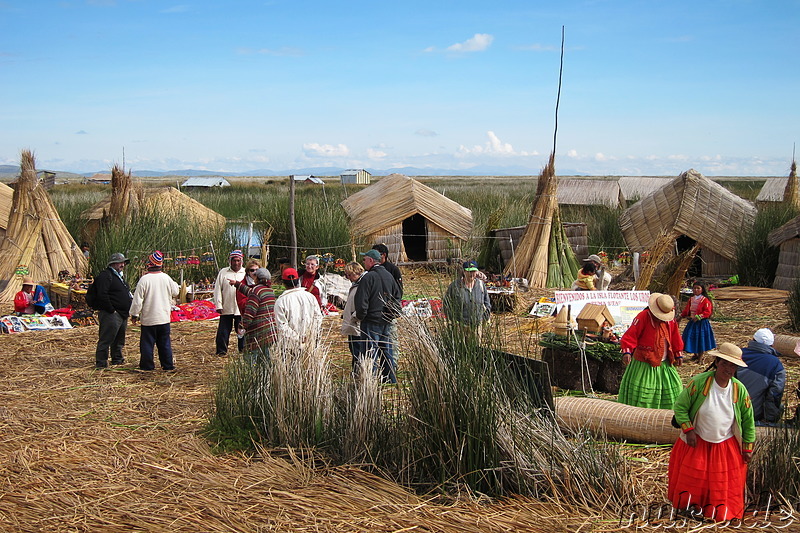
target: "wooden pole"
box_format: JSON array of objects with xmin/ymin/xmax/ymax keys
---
[{"xmin": 289, "ymin": 175, "xmax": 297, "ymax": 269}]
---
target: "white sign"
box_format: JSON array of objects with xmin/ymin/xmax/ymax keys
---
[{"xmin": 549, "ymin": 291, "xmax": 650, "ymax": 329}]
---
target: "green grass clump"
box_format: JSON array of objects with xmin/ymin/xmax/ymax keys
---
[
  {"xmin": 208, "ymin": 309, "xmax": 636, "ymax": 508},
  {"xmin": 787, "ymin": 280, "xmax": 800, "ymax": 332},
  {"xmin": 736, "ymin": 205, "xmax": 798, "ymax": 287}
]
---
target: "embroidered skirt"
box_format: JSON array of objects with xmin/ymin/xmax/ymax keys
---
[
  {"xmin": 617, "ymin": 358, "xmax": 682, "ymax": 409},
  {"xmin": 667, "ymin": 435, "xmax": 747, "ymax": 521},
  {"xmin": 682, "ymin": 318, "xmax": 716, "ymax": 354}
]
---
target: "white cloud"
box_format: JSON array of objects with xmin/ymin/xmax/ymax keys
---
[
  {"xmin": 367, "ymin": 148, "xmax": 387, "ymax": 159},
  {"xmin": 446, "ymin": 33, "xmax": 493, "ymax": 53},
  {"xmin": 457, "ymin": 131, "xmax": 535, "ymax": 157},
  {"xmin": 302, "ymin": 142, "xmax": 349, "ymax": 157},
  {"xmin": 566, "ymin": 149, "xmax": 578, "ymax": 158},
  {"xmin": 415, "ymin": 128, "xmax": 438, "ymax": 137}
]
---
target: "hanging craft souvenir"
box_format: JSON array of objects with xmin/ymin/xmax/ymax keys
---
[
  {"xmin": 14, "ymin": 264, "xmax": 29, "ymax": 277},
  {"xmin": 201, "ymin": 251, "xmax": 215, "ymax": 263},
  {"xmin": 175, "ymin": 253, "xmax": 187, "ymax": 267},
  {"xmin": 187, "ymin": 250, "xmax": 200, "ymax": 266}
]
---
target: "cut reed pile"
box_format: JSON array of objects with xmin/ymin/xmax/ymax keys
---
[{"xmin": 0, "ymin": 319, "xmax": 591, "ymax": 532}]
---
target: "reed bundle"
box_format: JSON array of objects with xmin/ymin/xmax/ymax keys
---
[
  {"xmin": 634, "ymin": 230, "xmax": 678, "ymax": 291},
  {"xmin": 504, "ymin": 153, "xmax": 578, "ymax": 288},
  {"xmin": 0, "ymin": 150, "xmax": 87, "ymax": 301},
  {"xmin": 783, "ymin": 160, "xmax": 799, "ymax": 210}
]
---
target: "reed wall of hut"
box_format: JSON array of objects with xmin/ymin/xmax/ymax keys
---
[
  {"xmin": 369, "ymin": 219, "xmax": 463, "ymax": 263},
  {"xmin": 493, "ymin": 223, "xmax": 588, "ymax": 268},
  {"xmin": 773, "ymin": 238, "xmax": 800, "ymax": 291},
  {"xmin": 698, "ymin": 248, "xmax": 735, "ymax": 277}
]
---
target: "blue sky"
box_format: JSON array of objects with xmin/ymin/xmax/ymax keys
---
[{"xmin": 1, "ymin": 0, "xmax": 798, "ymax": 176}]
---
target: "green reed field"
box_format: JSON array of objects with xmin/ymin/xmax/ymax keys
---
[{"xmin": 51, "ymin": 176, "xmax": 631, "ymax": 278}]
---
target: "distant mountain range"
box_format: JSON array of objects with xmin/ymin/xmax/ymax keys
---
[{"xmin": 0, "ymin": 164, "xmax": 588, "ymax": 179}]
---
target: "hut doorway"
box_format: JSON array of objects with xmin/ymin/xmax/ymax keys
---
[
  {"xmin": 402, "ymin": 214, "xmax": 427, "ymax": 261},
  {"xmin": 676, "ymin": 234, "xmax": 703, "ymax": 277}
]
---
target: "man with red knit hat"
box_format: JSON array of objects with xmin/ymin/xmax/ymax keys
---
[{"xmin": 130, "ymin": 251, "xmax": 180, "ymax": 371}]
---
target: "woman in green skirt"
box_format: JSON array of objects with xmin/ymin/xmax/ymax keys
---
[{"xmin": 618, "ymin": 293, "xmax": 685, "ymax": 408}]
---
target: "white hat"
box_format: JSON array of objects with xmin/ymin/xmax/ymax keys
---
[
  {"xmin": 753, "ymin": 328, "xmax": 775, "ymax": 346},
  {"xmin": 584, "ymin": 254, "xmax": 603, "ymax": 264}
]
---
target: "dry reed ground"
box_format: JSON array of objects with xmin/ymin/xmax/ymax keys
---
[{"xmin": 1, "ymin": 266, "xmax": 796, "ymax": 532}]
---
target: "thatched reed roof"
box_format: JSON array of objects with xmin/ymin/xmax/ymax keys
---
[
  {"xmin": 756, "ymin": 177, "xmax": 788, "ymax": 203},
  {"xmin": 80, "ymin": 186, "xmax": 226, "ymax": 242},
  {"xmin": 557, "ymin": 179, "xmax": 622, "ymax": 208},
  {"xmin": 768, "ymin": 214, "xmax": 800, "ymax": 247},
  {"xmin": 618, "ymin": 169, "xmax": 756, "ymax": 260},
  {"xmin": 340, "ymin": 173, "xmax": 472, "ymax": 239},
  {"xmin": 0, "ymin": 151, "xmax": 87, "ymax": 302},
  {"xmin": 0, "ymin": 181, "xmax": 12, "ymax": 233},
  {"xmin": 617, "ymin": 177, "xmax": 676, "ymax": 203}
]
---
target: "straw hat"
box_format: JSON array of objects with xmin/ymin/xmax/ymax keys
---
[
  {"xmin": 21, "ymin": 276, "xmax": 34, "ymax": 286},
  {"xmin": 647, "ymin": 292, "xmax": 675, "ymax": 321},
  {"xmin": 707, "ymin": 342, "xmax": 747, "ymax": 367}
]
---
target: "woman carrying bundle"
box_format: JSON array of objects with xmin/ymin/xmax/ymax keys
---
[{"xmin": 618, "ymin": 293, "xmax": 684, "ymax": 409}]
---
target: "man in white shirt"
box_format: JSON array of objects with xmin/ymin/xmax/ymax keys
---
[
  {"xmin": 213, "ymin": 250, "xmax": 246, "ymax": 356},
  {"xmin": 130, "ymin": 251, "xmax": 180, "ymax": 371},
  {"xmin": 273, "ymin": 267, "xmax": 322, "ymax": 353}
]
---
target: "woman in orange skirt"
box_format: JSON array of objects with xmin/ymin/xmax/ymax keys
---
[{"xmin": 668, "ymin": 342, "xmax": 755, "ymax": 522}]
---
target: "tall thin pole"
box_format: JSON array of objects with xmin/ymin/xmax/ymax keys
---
[
  {"xmin": 553, "ymin": 26, "xmax": 565, "ymax": 155},
  {"xmin": 289, "ymin": 176, "xmax": 297, "ymax": 268}
]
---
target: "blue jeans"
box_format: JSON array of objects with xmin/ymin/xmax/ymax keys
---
[
  {"xmin": 139, "ymin": 323, "xmax": 174, "ymax": 370},
  {"xmin": 361, "ymin": 321, "xmax": 396, "ymax": 383},
  {"xmin": 96, "ymin": 310, "xmax": 127, "ymax": 366},
  {"xmin": 348, "ymin": 334, "xmax": 367, "ymax": 375}
]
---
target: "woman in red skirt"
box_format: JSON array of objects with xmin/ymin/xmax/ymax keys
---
[{"xmin": 668, "ymin": 342, "xmax": 755, "ymax": 522}]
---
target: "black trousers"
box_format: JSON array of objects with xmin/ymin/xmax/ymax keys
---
[
  {"xmin": 95, "ymin": 310, "xmax": 127, "ymax": 367},
  {"xmin": 215, "ymin": 314, "xmax": 244, "ymax": 355}
]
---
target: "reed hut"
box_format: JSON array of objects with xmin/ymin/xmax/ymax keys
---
[
  {"xmin": 0, "ymin": 181, "xmax": 13, "ymax": 239},
  {"xmin": 768, "ymin": 215, "xmax": 800, "ymax": 290},
  {"xmin": 0, "ymin": 150, "xmax": 87, "ymax": 303},
  {"xmin": 617, "ymin": 177, "xmax": 675, "ymax": 204},
  {"xmin": 340, "ymin": 173, "xmax": 472, "ymax": 263},
  {"xmin": 756, "ymin": 161, "xmax": 799, "ymax": 210},
  {"xmin": 557, "ymin": 178, "xmax": 623, "ymax": 208},
  {"xmin": 618, "ymin": 169, "xmax": 756, "ymax": 277},
  {"xmin": 79, "ymin": 168, "xmax": 226, "ymax": 243}
]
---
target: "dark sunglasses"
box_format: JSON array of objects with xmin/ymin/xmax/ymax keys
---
[{"xmin": 247, "ymin": 268, "xmax": 257, "ymax": 272}]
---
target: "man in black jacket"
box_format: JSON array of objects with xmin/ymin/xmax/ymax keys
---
[
  {"xmin": 372, "ymin": 243, "xmax": 403, "ymax": 295},
  {"xmin": 355, "ymin": 249, "xmax": 402, "ymax": 383},
  {"xmin": 93, "ymin": 253, "xmax": 133, "ymax": 368}
]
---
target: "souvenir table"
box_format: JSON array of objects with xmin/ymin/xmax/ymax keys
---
[{"xmin": 48, "ymin": 282, "xmax": 88, "ymax": 309}]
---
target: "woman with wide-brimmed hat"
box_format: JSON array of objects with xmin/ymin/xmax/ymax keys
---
[
  {"xmin": 618, "ymin": 293, "xmax": 685, "ymax": 408},
  {"xmin": 668, "ymin": 342, "xmax": 755, "ymax": 522}
]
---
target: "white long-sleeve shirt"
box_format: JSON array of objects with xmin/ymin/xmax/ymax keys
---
[
  {"xmin": 274, "ymin": 287, "xmax": 322, "ymax": 348},
  {"xmin": 130, "ymin": 271, "xmax": 180, "ymax": 326},
  {"xmin": 212, "ymin": 266, "xmax": 246, "ymax": 315}
]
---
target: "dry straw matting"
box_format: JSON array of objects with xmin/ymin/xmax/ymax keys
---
[{"xmin": 0, "ymin": 319, "xmax": 583, "ymax": 532}]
